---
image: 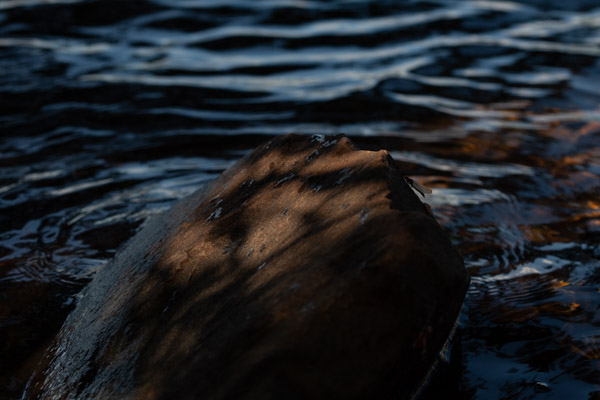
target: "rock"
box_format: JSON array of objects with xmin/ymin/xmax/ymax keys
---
[{"xmin": 25, "ymin": 134, "xmax": 469, "ymax": 399}]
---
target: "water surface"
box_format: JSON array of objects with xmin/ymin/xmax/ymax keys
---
[{"xmin": 1, "ymin": 0, "xmax": 600, "ymax": 398}]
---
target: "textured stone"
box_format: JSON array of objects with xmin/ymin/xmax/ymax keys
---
[{"xmin": 26, "ymin": 134, "xmax": 469, "ymax": 399}]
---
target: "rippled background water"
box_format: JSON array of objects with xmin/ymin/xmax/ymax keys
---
[{"xmin": 1, "ymin": 0, "xmax": 600, "ymax": 398}]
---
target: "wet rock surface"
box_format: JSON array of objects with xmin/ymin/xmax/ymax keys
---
[{"xmin": 26, "ymin": 134, "xmax": 469, "ymax": 399}]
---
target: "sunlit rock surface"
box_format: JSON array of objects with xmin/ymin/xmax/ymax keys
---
[{"xmin": 26, "ymin": 134, "xmax": 469, "ymax": 399}]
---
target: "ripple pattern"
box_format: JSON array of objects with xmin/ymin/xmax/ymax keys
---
[{"xmin": 1, "ymin": 0, "xmax": 600, "ymax": 398}]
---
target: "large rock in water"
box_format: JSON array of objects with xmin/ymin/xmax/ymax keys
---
[{"xmin": 26, "ymin": 134, "xmax": 469, "ymax": 399}]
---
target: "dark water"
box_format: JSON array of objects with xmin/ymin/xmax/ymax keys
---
[{"xmin": 1, "ymin": 0, "xmax": 600, "ymax": 398}]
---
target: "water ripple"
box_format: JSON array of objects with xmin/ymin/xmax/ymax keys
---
[{"xmin": 2, "ymin": 0, "xmax": 600, "ymax": 398}]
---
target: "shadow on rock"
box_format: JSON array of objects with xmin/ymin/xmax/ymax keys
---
[{"xmin": 25, "ymin": 134, "xmax": 469, "ymax": 399}]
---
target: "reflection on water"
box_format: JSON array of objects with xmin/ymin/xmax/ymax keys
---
[{"xmin": 1, "ymin": 0, "xmax": 600, "ymax": 398}]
